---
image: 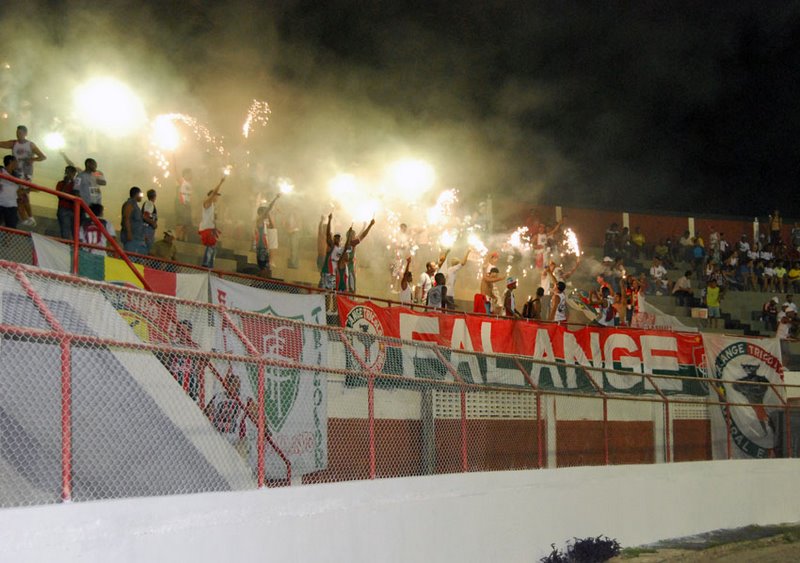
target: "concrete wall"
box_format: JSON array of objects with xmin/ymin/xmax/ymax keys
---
[{"xmin": 1, "ymin": 459, "xmax": 799, "ymax": 563}]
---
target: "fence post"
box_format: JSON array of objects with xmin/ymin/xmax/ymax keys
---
[
  {"xmin": 12, "ymin": 266, "xmax": 73, "ymax": 500},
  {"xmin": 72, "ymin": 199, "xmax": 81, "ymax": 276},
  {"xmin": 430, "ymin": 347, "xmax": 467, "ymax": 472},
  {"xmin": 339, "ymin": 334, "xmax": 377, "ymax": 479},
  {"xmin": 60, "ymin": 336, "xmax": 73, "ymax": 501},
  {"xmin": 512, "ymin": 358, "xmax": 543, "ymax": 469}
]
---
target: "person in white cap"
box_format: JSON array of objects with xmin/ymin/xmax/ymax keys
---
[
  {"xmin": 503, "ymin": 277, "xmax": 520, "ymax": 317},
  {"xmin": 150, "ymin": 229, "xmax": 177, "ymax": 262}
]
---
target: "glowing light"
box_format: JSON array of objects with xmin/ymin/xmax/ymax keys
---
[
  {"xmin": 508, "ymin": 226, "xmax": 531, "ymax": 251},
  {"xmin": 223, "ymin": 165, "xmax": 233, "ymax": 176},
  {"xmin": 426, "ymin": 189, "xmax": 458, "ymax": 226},
  {"xmin": 242, "ymin": 99, "xmax": 271, "ymax": 138},
  {"xmin": 438, "ymin": 230, "xmax": 456, "ymax": 249},
  {"xmin": 385, "ymin": 159, "xmax": 435, "ymax": 201},
  {"xmin": 151, "ymin": 115, "xmax": 181, "ymax": 151},
  {"xmin": 73, "ymin": 77, "xmax": 146, "ymax": 137},
  {"xmin": 278, "ymin": 177, "xmax": 294, "ymax": 194},
  {"xmin": 468, "ymin": 232, "xmax": 488, "ymax": 258},
  {"xmin": 353, "ymin": 199, "xmax": 381, "ymax": 223},
  {"xmin": 329, "ymin": 173, "xmax": 358, "ymax": 200},
  {"xmin": 564, "ymin": 228, "xmax": 581, "ymax": 256},
  {"xmin": 147, "ymin": 113, "xmax": 228, "ymax": 188},
  {"xmin": 43, "ymin": 132, "xmax": 65, "ymax": 151}
]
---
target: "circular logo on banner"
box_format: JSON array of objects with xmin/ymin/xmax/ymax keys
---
[
  {"xmin": 713, "ymin": 341, "xmax": 783, "ymax": 458},
  {"xmin": 344, "ymin": 305, "xmax": 387, "ymax": 372}
]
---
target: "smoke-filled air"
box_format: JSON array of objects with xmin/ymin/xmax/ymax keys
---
[{"xmin": 2, "ymin": 0, "xmax": 800, "ymax": 301}]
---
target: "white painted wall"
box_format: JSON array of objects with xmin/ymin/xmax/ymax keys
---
[{"xmin": 1, "ymin": 460, "xmax": 799, "ymax": 563}]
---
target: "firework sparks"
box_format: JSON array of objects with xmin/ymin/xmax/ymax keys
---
[
  {"xmin": 507, "ymin": 226, "xmax": 531, "ymax": 251},
  {"xmin": 242, "ymin": 99, "xmax": 271, "ymax": 139},
  {"xmin": 148, "ymin": 112, "xmax": 228, "ymax": 187},
  {"xmin": 277, "ymin": 177, "xmax": 294, "ymax": 194},
  {"xmin": 467, "ymin": 232, "xmax": 488, "ymax": 258},
  {"xmin": 564, "ymin": 228, "xmax": 581, "ymax": 256},
  {"xmin": 438, "ymin": 230, "xmax": 456, "ymax": 249},
  {"xmin": 426, "ymin": 188, "xmax": 458, "ymax": 226}
]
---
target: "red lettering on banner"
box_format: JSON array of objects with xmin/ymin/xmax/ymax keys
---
[{"xmin": 337, "ymin": 296, "xmax": 702, "ymax": 377}]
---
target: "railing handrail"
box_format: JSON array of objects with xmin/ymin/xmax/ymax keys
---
[{"xmin": 0, "ymin": 172, "xmax": 152, "ymax": 291}]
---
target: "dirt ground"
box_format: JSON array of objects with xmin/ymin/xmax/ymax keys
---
[{"xmin": 612, "ymin": 524, "xmax": 800, "ymax": 562}]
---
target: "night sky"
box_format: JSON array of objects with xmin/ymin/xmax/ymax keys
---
[{"xmin": 8, "ymin": 1, "xmax": 800, "ymax": 217}]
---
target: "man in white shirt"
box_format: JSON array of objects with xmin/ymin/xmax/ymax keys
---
[
  {"xmin": 416, "ymin": 261, "xmax": 436, "ymax": 304},
  {"xmin": 672, "ymin": 270, "xmax": 693, "ymax": 306},
  {"xmin": 436, "ymin": 249, "xmax": 469, "ymax": 308},
  {"xmin": 783, "ymin": 295, "xmax": 798, "ymax": 314},
  {"xmin": 649, "ymin": 258, "xmax": 669, "ymax": 295},
  {"xmin": 0, "ymin": 125, "xmax": 46, "ymax": 227}
]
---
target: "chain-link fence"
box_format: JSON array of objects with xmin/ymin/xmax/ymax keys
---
[{"xmin": 1, "ymin": 259, "xmax": 799, "ymax": 510}]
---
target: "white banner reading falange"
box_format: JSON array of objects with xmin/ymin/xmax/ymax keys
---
[
  {"xmin": 209, "ymin": 277, "xmax": 328, "ymax": 478},
  {"xmin": 703, "ymin": 334, "xmax": 785, "ymax": 460}
]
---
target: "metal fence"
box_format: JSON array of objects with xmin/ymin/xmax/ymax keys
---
[{"xmin": 0, "ymin": 260, "xmax": 798, "ymax": 509}]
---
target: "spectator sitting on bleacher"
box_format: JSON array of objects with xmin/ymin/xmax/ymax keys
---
[
  {"xmin": 753, "ymin": 260, "xmax": 765, "ymax": 292},
  {"xmin": 150, "ymin": 230, "xmax": 177, "ymax": 263},
  {"xmin": 672, "ymin": 270, "xmax": 693, "ymax": 306},
  {"xmin": 775, "ymin": 261, "xmax": 787, "ymax": 293},
  {"xmin": 763, "ymin": 261, "xmax": 777, "ymax": 292},
  {"xmin": 654, "ymin": 239, "xmax": 672, "ymax": 268},
  {"xmin": 788, "ymin": 263, "xmax": 800, "ymax": 292},
  {"xmin": 738, "ymin": 234, "xmax": 750, "ymax": 256},
  {"xmin": 648, "ymin": 257, "xmax": 669, "ymax": 295},
  {"xmin": 738, "ymin": 258, "xmax": 756, "ymax": 291},
  {"xmin": 631, "ymin": 226, "xmax": 646, "ymax": 259},
  {"xmin": 722, "ymin": 261, "xmax": 743, "ymax": 291}
]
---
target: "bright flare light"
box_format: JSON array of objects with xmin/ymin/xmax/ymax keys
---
[
  {"xmin": 353, "ymin": 199, "xmax": 380, "ymax": 223},
  {"xmin": 385, "ymin": 159, "xmax": 435, "ymax": 201},
  {"xmin": 223, "ymin": 165, "xmax": 233, "ymax": 176},
  {"xmin": 467, "ymin": 232, "xmax": 488, "ymax": 257},
  {"xmin": 151, "ymin": 115, "xmax": 181, "ymax": 151},
  {"xmin": 508, "ymin": 226, "xmax": 531, "ymax": 251},
  {"xmin": 44, "ymin": 132, "xmax": 65, "ymax": 151},
  {"xmin": 278, "ymin": 177, "xmax": 295, "ymax": 194},
  {"xmin": 329, "ymin": 173, "xmax": 358, "ymax": 200},
  {"xmin": 426, "ymin": 189, "xmax": 458, "ymax": 226},
  {"xmin": 438, "ymin": 230, "xmax": 456, "ymax": 249},
  {"xmin": 564, "ymin": 228, "xmax": 581, "ymax": 256},
  {"xmin": 74, "ymin": 77, "xmax": 146, "ymax": 137}
]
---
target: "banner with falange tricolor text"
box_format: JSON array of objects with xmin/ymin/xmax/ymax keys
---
[
  {"xmin": 702, "ymin": 334, "xmax": 785, "ymax": 459},
  {"xmin": 210, "ymin": 277, "xmax": 328, "ymax": 479},
  {"xmin": 337, "ymin": 296, "xmax": 707, "ymax": 395}
]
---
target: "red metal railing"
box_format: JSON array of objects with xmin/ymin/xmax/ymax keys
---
[
  {"xmin": 0, "ymin": 259, "xmax": 797, "ymax": 508},
  {"xmin": 0, "ymin": 172, "xmax": 151, "ymax": 291}
]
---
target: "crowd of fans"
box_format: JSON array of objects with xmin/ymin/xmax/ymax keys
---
[{"xmin": 3, "ymin": 123, "xmax": 800, "ymax": 339}]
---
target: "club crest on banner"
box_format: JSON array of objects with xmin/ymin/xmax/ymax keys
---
[
  {"xmin": 243, "ymin": 308, "xmax": 304, "ymax": 433},
  {"xmin": 344, "ymin": 305, "xmax": 387, "ymax": 372},
  {"xmin": 712, "ymin": 341, "xmax": 784, "ymax": 458}
]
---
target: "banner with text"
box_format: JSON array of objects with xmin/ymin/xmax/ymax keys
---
[
  {"xmin": 337, "ymin": 296, "xmax": 707, "ymax": 395},
  {"xmin": 210, "ymin": 277, "xmax": 328, "ymax": 478},
  {"xmin": 703, "ymin": 334, "xmax": 785, "ymax": 460}
]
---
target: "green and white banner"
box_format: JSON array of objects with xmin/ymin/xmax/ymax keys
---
[
  {"xmin": 703, "ymin": 334, "xmax": 785, "ymax": 459},
  {"xmin": 210, "ymin": 277, "xmax": 328, "ymax": 478}
]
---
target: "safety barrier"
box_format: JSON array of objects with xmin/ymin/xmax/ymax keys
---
[{"xmin": 0, "ymin": 259, "xmax": 797, "ymax": 510}]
